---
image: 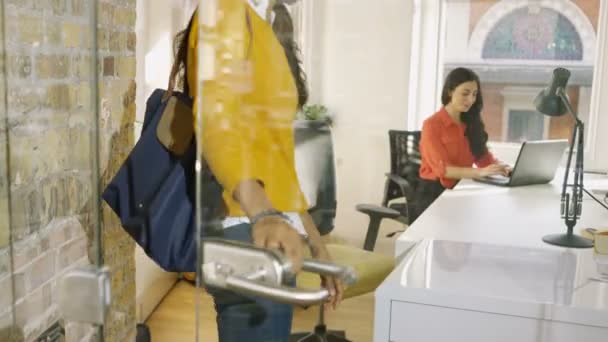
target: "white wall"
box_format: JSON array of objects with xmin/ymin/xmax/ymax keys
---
[
  {"xmin": 308, "ymin": 0, "xmax": 415, "ymax": 248},
  {"xmin": 587, "ymin": 0, "xmax": 608, "ymax": 172}
]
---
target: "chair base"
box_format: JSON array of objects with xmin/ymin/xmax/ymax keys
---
[{"xmin": 290, "ymin": 324, "xmax": 351, "ymax": 342}]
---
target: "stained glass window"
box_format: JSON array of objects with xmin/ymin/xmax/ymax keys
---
[{"xmin": 482, "ymin": 7, "xmax": 583, "ymax": 60}]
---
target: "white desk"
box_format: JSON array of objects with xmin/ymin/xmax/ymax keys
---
[
  {"xmin": 374, "ymin": 177, "xmax": 608, "ymax": 342},
  {"xmin": 395, "ymin": 178, "xmax": 608, "ymax": 257}
]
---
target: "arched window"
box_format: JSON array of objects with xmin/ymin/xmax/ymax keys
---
[{"xmin": 482, "ymin": 7, "xmax": 583, "ymax": 60}]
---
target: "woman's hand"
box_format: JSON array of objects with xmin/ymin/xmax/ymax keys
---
[
  {"xmin": 252, "ymin": 216, "xmax": 305, "ymax": 273},
  {"xmin": 233, "ymin": 180, "xmax": 305, "ymax": 272},
  {"xmin": 476, "ymin": 163, "xmax": 507, "ymax": 177},
  {"xmin": 307, "ymin": 238, "xmax": 345, "ymax": 311},
  {"xmin": 498, "ymin": 163, "xmax": 512, "ymax": 176}
]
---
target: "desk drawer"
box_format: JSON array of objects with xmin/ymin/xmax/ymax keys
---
[{"xmin": 389, "ymin": 301, "xmax": 608, "ymax": 342}]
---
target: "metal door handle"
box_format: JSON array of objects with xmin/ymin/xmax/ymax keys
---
[{"xmin": 202, "ymin": 239, "xmax": 357, "ymax": 306}]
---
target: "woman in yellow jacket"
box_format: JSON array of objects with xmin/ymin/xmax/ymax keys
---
[{"xmin": 168, "ymin": 1, "xmax": 343, "ymax": 340}]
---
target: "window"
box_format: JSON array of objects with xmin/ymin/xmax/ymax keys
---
[
  {"xmin": 508, "ymin": 110, "xmax": 545, "ymax": 142},
  {"xmin": 482, "ymin": 7, "xmax": 584, "ymax": 61},
  {"xmin": 409, "ymin": 0, "xmax": 606, "ymax": 168},
  {"xmin": 444, "ymin": 0, "xmax": 598, "ymax": 145}
]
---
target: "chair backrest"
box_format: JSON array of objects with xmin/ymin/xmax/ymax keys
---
[
  {"xmin": 386, "ymin": 130, "xmax": 422, "ymax": 202},
  {"xmin": 389, "ymin": 130, "xmax": 422, "ymax": 176},
  {"xmin": 294, "ymin": 121, "xmax": 337, "ymax": 236}
]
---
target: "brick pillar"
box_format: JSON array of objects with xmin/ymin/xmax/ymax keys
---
[
  {"xmin": 0, "ymin": 0, "xmax": 137, "ymax": 341},
  {"xmin": 98, "ymin": 1, "xmax": 137, "ymax": 341}
]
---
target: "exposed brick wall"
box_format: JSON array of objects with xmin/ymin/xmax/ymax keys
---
[
  {"xmin": 0, "ymin": 0, "xmax": 136, "ymax": 341},
  {"xmin": 98, "ymin": 0, "xmax": 137, "ymax": 340},
  {"xmin": 0, "ymin": 1, "xmax": 18, "ymax": 332}
]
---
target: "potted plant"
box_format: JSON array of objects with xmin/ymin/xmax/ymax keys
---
[{"xmin": 296, "ymin": 104, "xmax": 333, "ymax": 128}]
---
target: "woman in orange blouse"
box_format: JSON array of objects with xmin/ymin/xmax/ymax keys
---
[{"xmin": 418, "ymin": 67, "xmax": 510, "ymax": 213}]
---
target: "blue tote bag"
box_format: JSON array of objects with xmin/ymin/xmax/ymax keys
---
[{"xmin": 102, "ymin": 89, "xmax": 223, "ymax": 272}]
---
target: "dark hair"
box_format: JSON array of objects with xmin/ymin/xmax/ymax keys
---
[
  {"xmin": 272, "ymin": 3, "xmax": 308, "ymax": 109},
  {"xmin": 166, "ymin": 14, "xmax": 195, "ymax": 99},
  {"xmin": 441, "ymin": 67, "xmax": 489, "ymax": 159},
  {"xmin": 167, "ymin": 5, "xmax": 309, "ymax": 109}
]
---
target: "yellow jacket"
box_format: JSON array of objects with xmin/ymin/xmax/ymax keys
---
[{"xmin": 187, "ymin": 1, "xmax": 308, "ymax": 216}]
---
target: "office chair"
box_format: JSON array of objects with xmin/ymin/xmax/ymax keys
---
[
  {"xmin": 383, "ymin": 130, "xmax": 422, "ymax": 219},
  {"xmin": 291, "ymin": 122, "xmax": 395, "ymax": 342},
  {"xmin": 354, "ymin": 130, "xmax": 422, "ymax": 252}
]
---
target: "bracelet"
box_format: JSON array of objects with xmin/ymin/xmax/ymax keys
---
[{"xmin": 250, "ymin": 209, "xmax": 291, "ymax": 226}]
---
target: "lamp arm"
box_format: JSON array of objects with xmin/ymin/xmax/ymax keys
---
[
  {"xmin": 558, "ymin": 89, "xmax": 585, "ymax": 232},
  {"xmin": 574, "ymin": 121, "xmax": 585, "ymax": 217},
  {"xmin": 558, "ymin": 89, "xmax": 583, "ymax": 127},
  {"xmin": 558, "ymin": 89, "xmax": 576, "ymax": 225},
  {"xmin": 565, "ymin": 122, "xmax": 585, "ymax": 231}
]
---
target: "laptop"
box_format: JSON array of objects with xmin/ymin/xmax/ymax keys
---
[{"xmin": 474, "ymin": 140, "xmax": 568, "ymax": 187}]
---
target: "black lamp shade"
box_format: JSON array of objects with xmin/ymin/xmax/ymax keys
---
[
  {"xmin": 534, "ymin": 67, "xmax": 571, "ymax": 117},
  {"xmin": 534, "ymin": 89, "xmax": 568, "ymax": 117}
]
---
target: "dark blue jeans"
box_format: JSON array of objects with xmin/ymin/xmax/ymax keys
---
[{"xmin": 206, "ymin": 223, "xmax": 293, "ymax": 342}]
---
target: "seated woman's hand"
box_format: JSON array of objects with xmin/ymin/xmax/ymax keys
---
[
  {"xmin": 499, "ymin": 163, "xmax": 512, "ymax": 176},
  {"xmin": 477, "ymin": 163, "xmax": 507, "ymax": 177}
]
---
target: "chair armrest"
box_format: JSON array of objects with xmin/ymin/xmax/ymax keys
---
[
  {"xmin": 356, "ymin": 204, "xmax": 401, "ymax": 251},
  {"xmin": 355, "ymin": 204, "xmax": 401, "ymax": 220}
]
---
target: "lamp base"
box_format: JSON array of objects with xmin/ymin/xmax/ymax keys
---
[{"xmin": 542, "ymin": 233, "xmax": 593, "ymax": 248}]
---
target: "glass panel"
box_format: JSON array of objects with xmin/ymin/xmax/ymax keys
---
[
  {"xmin": 192, "ymin": 0, "xmax": 329, "ymax": 340},
  {"xmin": 139, "ymin": 1, "xmax": 408, "ymax": 340},
  {"xmin": 441, "ymin": 0, "xmax": 600, "ymax": 144}
]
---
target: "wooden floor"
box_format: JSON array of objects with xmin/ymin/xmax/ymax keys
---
[{"xmin": 146, "ymin": 280, "xmax": 375, "ymax": 342}]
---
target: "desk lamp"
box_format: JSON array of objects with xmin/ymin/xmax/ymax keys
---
[{"xmin": 533, "ymin": 67, "xmax": 593, "ymax": 248}]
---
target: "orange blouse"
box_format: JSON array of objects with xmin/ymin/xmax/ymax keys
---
[{"xmin": 419, "ymin": 107, "xmax": 496, "ymax": 189}]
